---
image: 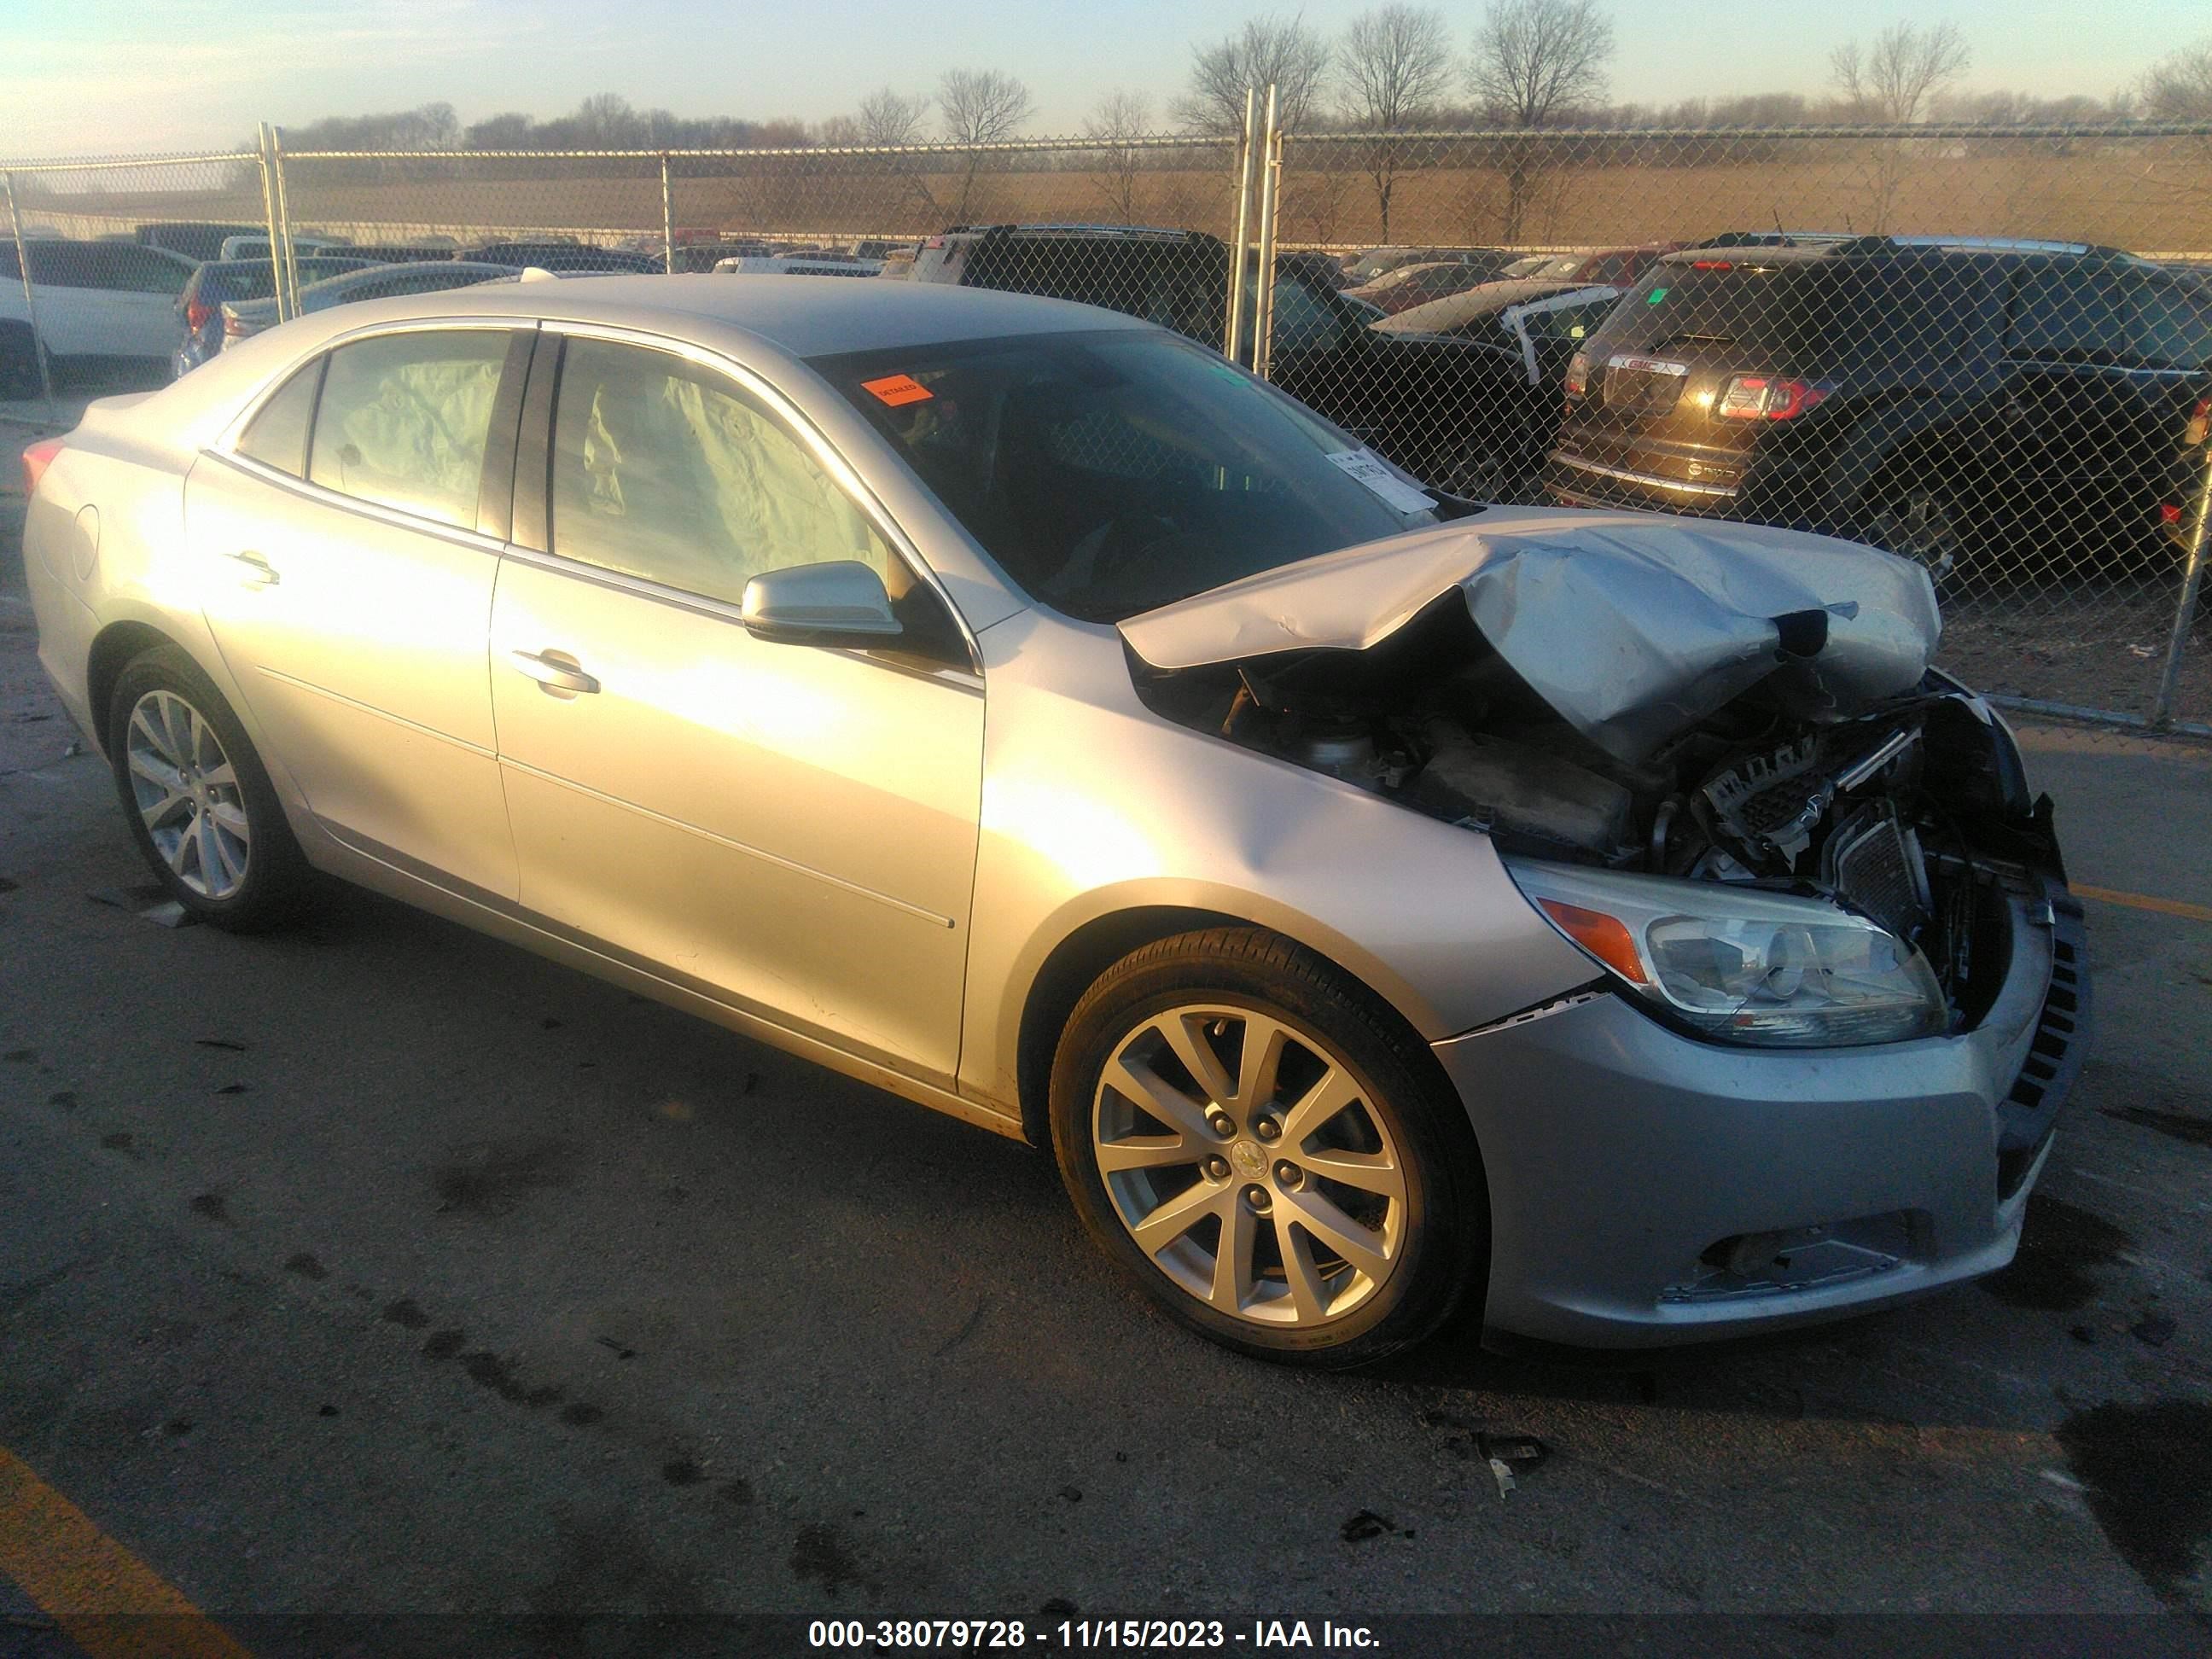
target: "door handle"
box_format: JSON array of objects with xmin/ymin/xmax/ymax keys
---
[
  {"xmin": 224, "ymin": 550, "xmax": 280, "ymax": 587},
  {"xmin": 509, "ymin": 648, "xmax": 600, "ymax": 696}
]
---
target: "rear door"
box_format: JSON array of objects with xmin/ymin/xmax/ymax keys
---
[
  {"xmin": 190, "ymin": 325, "xmax": 532, "ymax": 896},
  {"xmin": 1999, "ymin": 259, "xmax": 2148, "ymax": 553}
]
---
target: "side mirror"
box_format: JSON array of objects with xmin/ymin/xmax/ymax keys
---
[{"xmin": 740, "ymin": 560, "xmax": 904, "ymax": 648}]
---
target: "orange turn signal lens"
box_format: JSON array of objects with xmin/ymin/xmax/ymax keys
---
[{"xmin": 1537, "ymin": 899, "xmax": 1650, "ymax": 986}]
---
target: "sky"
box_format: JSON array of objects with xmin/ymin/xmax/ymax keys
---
[{"xmin": 2, "ymin": 0, "xmax": 2201, "ymax": 157}]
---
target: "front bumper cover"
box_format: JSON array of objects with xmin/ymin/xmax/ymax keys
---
[{"xmin": 1436, "ymin": 882, "xmax": 2084, "ymax": 1348}]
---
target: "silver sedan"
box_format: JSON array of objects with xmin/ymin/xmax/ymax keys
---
[{"xmin": 20, "ymin": 276, "xmax": 2085, "ymax": 1365}]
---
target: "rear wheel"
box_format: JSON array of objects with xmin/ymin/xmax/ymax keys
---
[
  {"xmin": 106, "ymin": 646, "xmax": 309, "ymax": 931},
  {"xmin": 0, "ymin": 323, "xmax": 41, "ymax": 399},
  {"xmin": 1861, "ymin": 480, "xmax": 1970, "ymax": 584},
  {"xmin": 1050, "ymin": 927, "xmax": 1487, "ymax": 1368}
]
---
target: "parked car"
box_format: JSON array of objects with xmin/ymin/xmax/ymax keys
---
[
  {"xmin": 174, "ymin": 256, "xmax": 378, "ymax": 376},
  {"xmin": 1499, "ymin": 244, "xmax": 1682, "ymax": 287},
  {"xmin": 1371, "ymin": 282, "xmax": 1625, "ymax": 497},
  {"xmin": 0, "ymin": 240, "xmax": 201, "ymax": 393},
  {"xmin": 1544, "ymin": 236, "xmax": 2212, "ymax": 575},
  {"xmin": 465, "ymin": 242, "xmax": 663, "ymax": 274},
  {"xmin": 218, "ymin": 234, "xmax": 348, "ymax": 263},
  {"xmin": 20, "ymin": 275, "xmax": 2081, "ymax": 1365},
  {"xmin": 713, "ymin": 254, "xmax": 885, "ymax": 277},
  {"xmin": 219, "ymin": 261, "xmax": 521, "ymax": 348},
  {"xmin": 134, "ymin": 223, "xmax": 260, "ymax": 263},
  {"xmin": 905, "ymin": 224, "xmax": 1588, "ymax": 497},
  {"xmin": 1341, "ymin": 246, "xmax": 1434, "ymax": 283},
  {"xmin": 1345, "ymin": 254, "xmax": 1519, "ymax": 317},
  {"xmin": 665, "ymin": 241, "xmax": 776, "ymax": 273}
]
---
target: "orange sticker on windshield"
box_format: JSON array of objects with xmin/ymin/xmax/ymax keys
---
[{"xmin": 862, "ymin": 374, "xmax": 933, "ymax": 406}]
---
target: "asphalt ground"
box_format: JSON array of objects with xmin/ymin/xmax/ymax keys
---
[{"xmin": 3, "ymin": 419, "xmax": 2211, "ymax": 1653}]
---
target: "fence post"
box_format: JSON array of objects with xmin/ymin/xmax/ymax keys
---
[
  {"xmin": 255, "ymin": 124, "xmax": 288, "ymax": 322},
  {"xmin": 2, "ymin": 171, "xmax": 58, "ymax": 416},
  {"xmin": 1250, "ymin": 84, "xmax": 1283, "ymax": 382},
  {"xmin": 270, "ymin": 125, "xmax": 300, "ymax": 318},
  {"xmin": 661, "ymin": 153, "xmax": 677, "ymax": 276},
  {"xmin": 1224, "ymin": 90, "xmax": 1258, "ymax": 364},
  {"xmin": 2151, "ymin": 447, "xmax": 2212, "ymax": 730}
]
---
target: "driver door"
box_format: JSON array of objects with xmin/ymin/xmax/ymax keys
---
[{"xmin": 488, "ymin": 332, "xmax": 983, "ymax": 1086}]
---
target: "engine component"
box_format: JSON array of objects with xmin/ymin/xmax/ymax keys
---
[
  {"xmin": 1295, "ymin": 715, "xmax": 1376, "ymax": 776},
  {"xmin": 1698, "ymin": 736, "xmax": 1831, "ymax": 872},
  {"xmin": 1822, "ymin": 800, "xmax": 1933, "ymax": 943},
  {"xmin": 1402, "ymin": 725, "xmax": 1636, "ymax": 861}
]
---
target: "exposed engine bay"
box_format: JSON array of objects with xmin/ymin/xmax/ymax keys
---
[{"xmin": 1120, "ymin": 516, "xmax": 2067, "ymax": 1033}]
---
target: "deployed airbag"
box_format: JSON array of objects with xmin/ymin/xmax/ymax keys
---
[{"xmin": 1118, "ymin": 507, "xmax": 1941, "ymax": 764}]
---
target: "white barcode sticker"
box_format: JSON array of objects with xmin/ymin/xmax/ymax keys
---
[{"xmin": 1325, "ymin": 449, "xmax": 1435, "ymax": 515}]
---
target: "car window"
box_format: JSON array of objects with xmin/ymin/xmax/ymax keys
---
[
  {"xmin": 549, "ymin": 337, "xmax": 894, "ymax": 608},
  {"xmin": 307, "ymin": 330, "xmax": 510, "ymax": 527},
  {"xmin": 236, "ymin": 359, "xmax": 323, "ymax": 476},
  {"xmin": 2128, "ymin": 278, "xmax": 2212, "ymax": 370},
  {"xmin": 1267, "ymin": 279, "xmax": 1348, "ymax": 352},
  {"xmin": 2008, "ymin": 264, "xmax": 2133, "ymax": 364},
  {"xmin": 815, "ymin": 329, "xmax": 1436, "ymax": 623},
  {"xmin": 1523, "ymin": 297, "xmax": 1615, "ymax": 343}
]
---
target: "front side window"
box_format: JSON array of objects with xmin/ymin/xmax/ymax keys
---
[
  {"xmin": 307, "ymin": 330, "xmax": 510, "ymax": 527},
  {"xmin": 817, "ymin": 329, "xmax": 1438, "ymax": 622},
  {"xmin": 549, "ymin": 337, "xmax": 894, "ymax": 608}
]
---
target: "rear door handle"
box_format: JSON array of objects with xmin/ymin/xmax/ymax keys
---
[
  {"xmin": 224, "ymin": 550, "xmax": 280, "ymax": 587},
  {"xmin": 509, "ymin": 648, "xmax": 600, "ymax": 696}
]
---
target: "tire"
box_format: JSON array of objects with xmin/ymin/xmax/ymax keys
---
[
  {"xmin": 0, "ymin": 323, "xmax": 39, "ymax": 399},
  {"xmin": 1860, "ymin": 480, "xmax": 1971, "ymax": 585},
  {"xmin": 1049, "ymin": 927, "xmax": 1487, "ymax": 1369},
  {"xmin": 106, "ymin": 645, "xmax": 310, "ymax": 931}
]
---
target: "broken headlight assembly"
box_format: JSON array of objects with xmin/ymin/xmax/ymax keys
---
[{"xmin": 1505, "ymin": 859, "xmax": 1947, "ymax": 1048}]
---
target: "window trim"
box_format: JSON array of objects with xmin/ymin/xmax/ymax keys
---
[{"xmin": 515, "ymin": 320, "xmax": 981, "ymax": 675}]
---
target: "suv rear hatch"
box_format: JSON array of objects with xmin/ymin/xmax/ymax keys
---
[{"xmin": 1549, "ymin": 256, "xmax": 1825, "ymax": 509}]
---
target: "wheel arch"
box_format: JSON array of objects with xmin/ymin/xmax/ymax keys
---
[{"xmin": 86, "ymin": 620, "xmax": 187, "ymax": 755}]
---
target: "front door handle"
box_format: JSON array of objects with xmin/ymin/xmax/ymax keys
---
[
  {"xmin": 509, "ymin": 648, "xmax": 600, "ymax": 696},
  {"xmin": 224, "ymin": 550, "xmax": 280, "ymax": 587}
]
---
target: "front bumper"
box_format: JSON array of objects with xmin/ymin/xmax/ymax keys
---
[{"xmin": 1436, "ymin": 885, "xmax": 2086, "ymax": 1348}]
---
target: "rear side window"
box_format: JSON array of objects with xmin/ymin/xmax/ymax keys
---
[
  {"xmin": 236, "ymin": 360, "xmax": 324, "ymax": 476},
  {"xmin": 1592, "ymin": 259, "xmax": 1977, "ymax": 370},
  {"xmin": 2007, "ymin": 264, "xmax": 2130, "ymax": 364},
  {"xmin": 548, "ymin": 336, "xmax": 894, "ymax": 607},
  {"xmin": 307, "ymin": 330, "xmax": 510, "ymax": 527},
  {"xmin": 2129, "ymin": 278, "xmax": 2212, "ymax": 370}
]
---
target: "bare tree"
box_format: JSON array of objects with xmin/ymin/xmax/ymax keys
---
[
  {"xmin": 1177, "ymin": 13, "xmax": 1334, "ymax": 134},
  {"xmin": 1830, "ymin": 22, "xmax": 1972, "ymax": 123},
  {"xmin": 1084, "ymin": 90, "xmax": 1155, "ymax": 224},
  {"xmin": 1335, "ymin": 6, "xmax": 1452, "ymax": 240},
  {"xmin": 858, "ymin": 88, "xmax": 933, "ymax": 147},
  {"xmin": 1466, "ymin": 0, "xmax": 1615, "ymax": 241},
  {"xmin": 938, "ymin": 68, "xmax": 1034, "ymax": 222},
  {"xmin": 2142, "ymin": 38, "xmax": 2212, "ymax": 120},
  {"xmin": 1829, "ymin": 22, "xmax": 1970, "ymax": 231}
]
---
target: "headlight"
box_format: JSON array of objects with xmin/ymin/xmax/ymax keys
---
[{"xmin": 1505, "ymin": 858, "xmax": 1946, "ymax": 1048}]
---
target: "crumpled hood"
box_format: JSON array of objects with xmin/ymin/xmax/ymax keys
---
[{"xmin": 1118, "ymin": 507, "xmax": 1942, "ymax": 765}]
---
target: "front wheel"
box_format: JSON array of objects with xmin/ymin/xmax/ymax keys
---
[
  {"xmin": 106, "ymin": 645, "xmax": 310, "ymax": 931},
  {"xmin": 1050, "ymin": 928, "xmax": 1487, "ymax": 1368}
]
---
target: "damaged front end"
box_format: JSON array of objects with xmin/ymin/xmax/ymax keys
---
[{"xmin": 1121, "ymin": 509, "xmax": 2074, "ymax": 1050}]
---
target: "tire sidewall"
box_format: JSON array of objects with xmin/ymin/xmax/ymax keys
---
[
  {"xmin": 1050, "ymin": 934, "xmax": 1487, "ymax": 1367},
  {"xmin": 106, "ymin": 645, "xmax": 304, "ymax": 930}
]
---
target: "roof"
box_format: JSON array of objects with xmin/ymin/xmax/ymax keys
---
[{"xmin": 278, "ymin": 272, "xmax": 1158, "ymax": 358}]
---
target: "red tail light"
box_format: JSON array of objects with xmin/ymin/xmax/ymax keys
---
[
  {"xmin": 20, "ymin": 438, "xmax": 63, "ymax": 498},
  {"xmin": 1715, "ymin": 375, "xmax": 1830, "ymax": 421},
  {"xmin": 1563, "ymin": 350, "xmax": 1590, "ymax": 399},
  {"xmin": 2159, "ymin": 504, "xmax": 2184, "ymax": 526},
  {"xmin": 2186, "ymin": 398, "xmax": 2209, "ymax": 447},
  {"xmin": 186, "ymin": 299, "xmax": 212, "ymax": 332},
  {"xmin": 1691, "ymin": 259, "xmax": 1733, "ymax": 271}
]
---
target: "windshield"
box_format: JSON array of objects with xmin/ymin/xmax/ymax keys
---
[{"xmin": 814, "ymin": 329, "xmax": 1439, "ymax": 622}]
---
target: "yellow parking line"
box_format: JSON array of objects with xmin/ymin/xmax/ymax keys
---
[
  {"xmin": 0, "ymin": 1443, "xmax": 252, "ymax": 1659},
  {"xmin": 2074, "ymin": 883, "xmax": 2212, "ymax": 923}
]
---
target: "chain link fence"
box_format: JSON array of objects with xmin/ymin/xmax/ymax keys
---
[{"xmin": 3, "ymin": 116, "xmax": 2208, "ymax": 733}]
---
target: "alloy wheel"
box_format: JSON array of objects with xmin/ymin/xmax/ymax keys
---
[
  {"xmin": 125, "ymin": 689, "xmax": 252, "ymax": 899},
  {"xmin": 1091, "ymin": 1004, "xmax": 1408, "ymax": 1328}
]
